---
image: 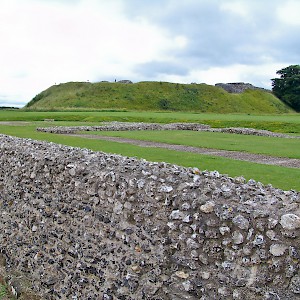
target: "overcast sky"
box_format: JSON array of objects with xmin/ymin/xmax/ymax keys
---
[{"xmin": 1, "ymin": 0, "xmax": 299, "ymax": 107}]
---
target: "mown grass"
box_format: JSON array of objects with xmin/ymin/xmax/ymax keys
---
[
  {"xmin": 0, "ymin": 284, "xmax": 7, "ymax": 299},
  {"xmin": 83, "ymin": 130, "xmax": 300, "ymax": 159},
  {"xmin": 24, "ymin": 81, "xmax": 291, "ymax": 114},
  {"xmin": 0, "ymin": 123, "xmax": 299, "ymax": 191},
  {"xmin": 0, "ymin": 111, "xmax": 299, "ymax": 133},
  {"xmin": 0, "ymin": 282, "xmax": 13, "ymax": 300}
]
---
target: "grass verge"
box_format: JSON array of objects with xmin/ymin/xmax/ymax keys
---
[
  {"xmin": 0, "ymin": 111, "xmax": 299, "ymax": 133},
  {"xmin": 0, "ymin": 124, "xmax": 299, "ymax": 191},
  {"xmin": 82, "ymin": 130, "xmax": 300, "ymax": 159},
  {"xmin": 0, "ymin": 284, "xmax": 8, "ymax": 299}
]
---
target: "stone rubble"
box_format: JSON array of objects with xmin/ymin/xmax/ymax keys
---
[
  {"xmin": 0, "ymin": 134, "xmax": 299, "ymax": 299},
  {"xmin": 36, "ymin": 121, "xmax": 300, "ymax": 139},
  {"xmin": 215, "ymin": 82, "xmax": 270, "ymax": 94},
  {"xmin": 36, "ymin": 122, "xmax": 210, "ymax": 134}
]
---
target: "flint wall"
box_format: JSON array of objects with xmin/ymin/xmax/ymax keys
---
[
  {"xmin": 0, "ymin": 134, "xmax": 300, "ymax": 299},
  {"xmin": 215, "ymin": 83, "xmax": 269, "ymax": 94},
  {"xmin": 36, "ymin": 122, "xmax": 299, "ymax": 139}
]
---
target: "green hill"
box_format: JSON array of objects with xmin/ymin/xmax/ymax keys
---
[{"xmin": 25, "ymin": 81, "xmax": 293, "ymax": 113}]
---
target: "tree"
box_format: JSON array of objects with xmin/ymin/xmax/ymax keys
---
[{"xmin": 271, "ymin": 65, "xmax": 300, "ymax": 111}]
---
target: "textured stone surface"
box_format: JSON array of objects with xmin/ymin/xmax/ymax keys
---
[
  {"xmin": 280, "ymin": 214, "xmax": 300, "ymax": 230},
  {"xmin": 269, "ymin": 244, "xmax": 288, "ymax": 256},
  {"xmin": 215, "ymin": 82, "xmax": 269, "ymax": 93},
  {"xmin": 117, "ymin": 80, "xmax": 133, "ymax": 84},
  {"xmin": 0, "ymin": 134, "xmax": 299, "ymax": 299},
  {"xmin": 37, "ymin": 122, "xmax": 211, "ymax": 134}
]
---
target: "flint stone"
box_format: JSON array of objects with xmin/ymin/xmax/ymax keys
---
[
  {"xmin": 219, "ymin": 226, "xmax": 230, "ymax": 235},
  {"xmin": 159, "ymin": 185, "xmax": 173, "ymax": 193},
  {"xmin": 266, "ymin": 230, "xmax": 277, "ymax": 241},
  {"xmin": 232, "ymin": 214, "xmax": 250, "ymax": 230},
  {"xmin": 175, "ymin": 271, "xmax": 189, "ymax": 279},
  {"xmin": 69, "ymin": 168, "xmax": 76, "ymax": 176},
  {"xmin": 218, "ymin": 287, "xmax": 230, "ymax": 296},
  {"xmin": 290, "ymin": 275, "xmax": 300, "ymax": 294},
  {"xmin": 186, "ymin": 238, "xmax": 199, "ymax": 249},
  {"xmin": 200, "ymin": 201, "xmax": 215, "ymax": 213},
  {"xmin": 232, "ymin": 231, "xmax": 244, "ymax": 244},
  {"xmin": 182, "ymin": 280, "xmax": 193, "ymax": 291},
  {"xmin": 280, "ymin": 214, "xmax": 300, "ymax": 230},
  {"xmin": 269, "ymin": 244, "xmax": 287, "ymax": 257},
  {"xmin": 201, "ymin": 271, "xmax": 210, "ymax": 279},
  {"xmin": 264, "ymin": 291, "xmax": 280, "ymax": 299},
  {"xmin": 253, "ymin": 234, "xmax": 265, "ymax": 246},
  {"xmin": 169, "ymin": 210, "xmax": 185, "ymax": 220},
  {"xmin": 113, "ymin": 201, "xmax": 123, "ymax": 214},
  {"xmin": 182, "ymin": 215, "xmax": 192, "ymax": 223}
]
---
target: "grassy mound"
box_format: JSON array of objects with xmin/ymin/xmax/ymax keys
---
[{"xmin": 25, "ymin": 81, "xmax": 292, "ymax": 114}]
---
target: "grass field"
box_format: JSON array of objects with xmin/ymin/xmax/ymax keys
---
[
  {"xmin": 0, "ymin": 111, "xmax": 299, "ymax": 191},
  {"xmin": 0, "ymin": 282, "xmax": 11, "ymax": 300},
  {"xmin": 0, "ymin": 111, "xmax": 300, "ymax": 133},
  {"xmin": 83, "ymin": 130, "xmax": 300, "ymax": 159}
]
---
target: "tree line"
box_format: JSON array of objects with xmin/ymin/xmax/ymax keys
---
[{"xmin": 272, "ymin": 65, "xmax": 300, "ymax": 112}]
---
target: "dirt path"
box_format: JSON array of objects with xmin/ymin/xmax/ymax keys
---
[
  {"xmin": 69, "ymin": 134, "xmax": 300, "ymax": 169},
  {"xmin": 0, "ymin": 121, "xmax": 30, "ymax": 125}
]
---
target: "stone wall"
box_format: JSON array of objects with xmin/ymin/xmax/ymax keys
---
[
  {"xmin": 0, "ymin": 134, "xmax": 300, "ymax": 299},
  {"xmin": 36, "ymin": 122, "xmax": 299, "ymax": 139},
  {"xmin": 36, "ymin": 122, "xmax": 211, "ymax": 134},
  {"xmin": 215, "ymin": 83, "xmax": 270, "ymax": 94}
]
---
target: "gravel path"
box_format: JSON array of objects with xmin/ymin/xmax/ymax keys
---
[{"xmin": 69, "ymin": 134, "xmax": 300, "ymax": 169}]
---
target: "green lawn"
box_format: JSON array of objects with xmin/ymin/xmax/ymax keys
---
[
  {"xmin": 0, "ymin": 283, "xmax": 9, "ymax": 300},
  {"xmin": 0, "ymin": 122, "xmax": 299, "ymax": 191},
  {"xmin": 0, "ymin": 110, "xmax": 300, "ymax": 133},
  {"xmin": 84, "ymin": 130, "xmax": 300, "ymax": 159}
]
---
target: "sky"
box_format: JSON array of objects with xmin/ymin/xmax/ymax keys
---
[{"xmin": 0, "ymin": 0, "xmax": 299, "ymax": 107}]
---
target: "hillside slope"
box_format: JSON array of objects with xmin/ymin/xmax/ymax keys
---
[{"xmin": 25, "ymin": 81, "xmax": 293, "ymax": 113}]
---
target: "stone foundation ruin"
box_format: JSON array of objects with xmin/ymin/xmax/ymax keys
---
[
  {"xmin": 36, "ymin": 121, "xmax": 299, "ymax": 139},
  {"xmin": 0, "ymin": 134, "xmax": 299, "ymax": 299},
  {"xmin": 215, "ymin": 82, "xmax": 270, "ymax": 93}
]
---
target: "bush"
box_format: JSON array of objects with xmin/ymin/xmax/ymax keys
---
[{"xmin": 158, "ymin": 99, "xmax": 170, "ymax": 110}]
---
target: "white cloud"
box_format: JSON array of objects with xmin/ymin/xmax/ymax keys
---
[
  {"xmin": 0, "ymin": 0, "xmax": 299, "ymax": 107},
  {"xmin": 174, "ymin": 36, "xmax": 188, "ymax": 49},
  {"xmin": 277, "ymin": 0, "xmax": 300, "ymax": 26},
  {"xmin": 156, "ymin": 63, "xmax": 287, "ymax": 89},
  {"xmin": 0, "ymin": 0, "xmax": 175, "ymax": 106},
  {"xmin": 220, "ymin": 1, "xmax": 250, "ymax": 18}
]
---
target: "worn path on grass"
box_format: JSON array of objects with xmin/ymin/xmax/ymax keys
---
[{"xmin": 68, "ymin": 134, "xmax": 300, "ymax": 169}]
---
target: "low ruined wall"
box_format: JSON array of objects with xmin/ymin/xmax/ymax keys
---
[
  {"xmin": 215, "ymin": 82, "xmax": 269, "ymax": 94},
  {"xmin": 0, "ymin": 134, "xmax": 300, "ymax": 299},
  {"xmin": 37, "ymin": 122, "xmax": 299, "ymax": 139},
  {"xmin": 36, "ymin": 122, "xmax": 211, "ymax": 134}
]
